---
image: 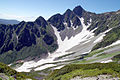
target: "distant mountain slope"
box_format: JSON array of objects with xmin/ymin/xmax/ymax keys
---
[{"xmin": 0, "ymin": 19, "xmax": 20, "ymax": 25}]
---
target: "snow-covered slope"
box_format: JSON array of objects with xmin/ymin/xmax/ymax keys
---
[
  {"xmin": 53, "ymin": 17, "xmax": 94, "ymax": 53},
  {"xmin": 15, "ymin": 17, "xmax": 96, "ymax": 72},
  {"xmin": 15, "ymin": 17, "xmax": 117, "ymax": 72}
]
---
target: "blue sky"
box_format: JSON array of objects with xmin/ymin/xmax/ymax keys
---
[{"xmin": 0, "ymin": 0, "xmax": 120, "ymax": 21}]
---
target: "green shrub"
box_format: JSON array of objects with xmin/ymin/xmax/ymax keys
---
[{"xmin": 0, "ymin": 62, "xmax": 34, "ymax": 80}]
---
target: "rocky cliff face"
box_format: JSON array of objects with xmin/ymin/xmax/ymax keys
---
[{"xmin": 0, "ymin": 16, "xmax": 58, "ymax": 64}]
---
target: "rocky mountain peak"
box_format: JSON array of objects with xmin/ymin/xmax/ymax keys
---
[
  {"xmin": 48, "ymin": 14, "xmax": 64, "ymax": 31},
  {"xmin": 64, "ymin": 9, "xmax": 72, "ymax": 15},
  {"xmin": 18, "ymin": 21, "xmax": 26, "ymax": 25},
  {"xmin": 73, "ymin": 5, "xmax": 85, "ymax": 17},
  {"xmin": 35, "ymin": 16, "xmax": 48, "ymax": 28}
]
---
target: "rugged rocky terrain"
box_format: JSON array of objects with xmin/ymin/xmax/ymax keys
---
[{"xmin": 0, "ymin": 16, "xmax": 58, "ymax": 64}]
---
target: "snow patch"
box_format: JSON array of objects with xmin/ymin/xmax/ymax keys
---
[
  {"xmin": 34, "ymin": 64, "xmax": 55, "ymax": 71},
  {"xmin": 63, "ymin": 22, "xmax": 68, "ymax": 27},
  {"xmin": 93, "ymin": 34, "xmax": 105, "ymax": 43},
  {"xmin": 82, "ymin": 50, "xmax": 91, "ymax": 54},
  {"xmin": 73, "ymin": 26, "xmax": 78, "ymax": 30},
  {"xmin": 70, "ymin": 20, "xmax": 73, "ymax": 26},
  {"xmin": 110, "ymin": 40, "xmax": 120, "ymax": 46},
  {"xmin": 106, "ymin": 40, "xmax": 120, "ymax": 48},
  {"xmin": 70, "ymin": 20, "xmax": 78, "ymax": 30},
  {"xmin": 101, "ymin": 60, "xmax": 112, "ymax": 63},
  {"xmin": 53, "ymin": 65, "xmax": 64, "ymax": 69},
  {"xmin": 104, "ymin": 28, "xmax": 112, "ymax": 33},
  {"xmin": 15, "ymin": 61, "xmax": 36, "ymax": 72},
  {"xmin": 16, "ymin": 35, "xmax": 18, "ymax": 43},
  {"xmin": 93, "ymin": 28, "xmax": 112, "ymax": 44},
  {"xmin": 91, "ymin": 27, "xmax": 98, "ymax": 33}
]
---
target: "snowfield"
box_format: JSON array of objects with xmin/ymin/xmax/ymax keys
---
[
  {"xmin": 15, "ymin": 61, "xmax": 36, "ymax": 72},
  {"xmin": 109, "ymin": 40, "xmax": 120, "ymax": 47},
  {"xmin": 54, "ymin": 17, "xmax": 94, "ymax": 53},
  {"xmin": 93, "ymin": 34, "xmax": 105, "ymax": 43},
  {"xmin": 15, "ymin": 17, "xmax": 98, "ymax": 72},
  {"xmin": 15, "ymin": 17, "xmax": 117, "ymax": 72},
  {"xmin": 15, "ymin": 51, "xmax": 72, "ymax": 72}
]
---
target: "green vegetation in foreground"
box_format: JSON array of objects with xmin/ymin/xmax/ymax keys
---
[
  {"xmin": 53, "ymin": 69, "xmax": 118, "ymax": 80},
  {"xmin": 0, "ymin": 62, "xmax": 35, "ymax": 80},
  {"xmin": 46, "ymin": 62, "xmax": 120, "ymax": 80},
  {"xmin": 22, "ymin": 67, "xmax": 53, "ymax": 80},
  {"xmin": 22, "ymin": 71, "xmax": 44, "ymax": 80}
]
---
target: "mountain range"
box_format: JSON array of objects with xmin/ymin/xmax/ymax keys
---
[
  {"xmin": 0, "ymin": 6, "xmax": 120, "ymax": 64},
  {"xmin": 0, "ymin": 19, "xmax": 20, "ymax": 25},
  {"xmin": 0, "ymin": 5, "xmax": 120, "ymax": 80}
]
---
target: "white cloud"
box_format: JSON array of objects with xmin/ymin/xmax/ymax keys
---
[{"xmin": 0, "ymin": 13, "xmax": 38, "ymax": 21}]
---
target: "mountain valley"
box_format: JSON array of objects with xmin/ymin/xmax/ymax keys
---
[{"xmin": 0, "ymin": 5, "xmax": 120, "ymax": 80}]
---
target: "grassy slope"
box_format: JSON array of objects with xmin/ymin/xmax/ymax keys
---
[
  {"xmin": 46, "ymin": 62, "xmax": 120, "ymax": 80},
  {"xmin": 0, "ymin": 62, "xmax": 35, "ymax": 80}
]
